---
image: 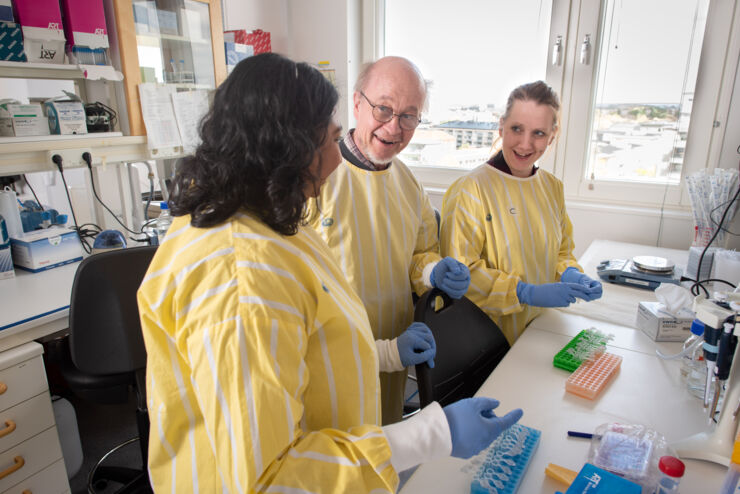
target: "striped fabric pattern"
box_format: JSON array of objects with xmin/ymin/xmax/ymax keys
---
[
  {"xmin": 306, "ymin": 158, "xmax": 441, "ymax": 424},
  {"xmin": 440, "ymin": 164, "xmax": 580, "ymax": 345},
  {"xmin": 138, "ymin": 212, "xmax": 397, "ymax": 493}
]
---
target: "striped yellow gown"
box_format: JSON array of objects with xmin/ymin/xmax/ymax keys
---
[
  {"xmin": 138, "ymin": 212, "xmax": 398, "ymax": 493},
  {"xmin": 306, "ymin": 157, "xmax": 441, "ymax": 424},
  {"xmin": 440, "ymin": 164, "xmax": 581, "ymax": 345}
]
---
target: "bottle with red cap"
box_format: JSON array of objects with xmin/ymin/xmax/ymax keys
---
[{"xmin": 655, "ymin": 455, "xmax": 685, "ymax": 493}]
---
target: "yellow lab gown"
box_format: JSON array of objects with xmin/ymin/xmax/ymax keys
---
[
  {"xmin": 440, "ymin": 163, "xmax": 581, "ymax": 344},
  {"xmin": 138, "ymin": 213, "xmax": 398, "ymax": 493},
  {"xmin": 306, "ymin": 155, "xmax": 441, "ymax": 424}
]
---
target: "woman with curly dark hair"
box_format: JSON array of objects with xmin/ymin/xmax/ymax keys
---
[{"xmin": 137, "ymin": 53, "xmax": 521, "ymax": 493}]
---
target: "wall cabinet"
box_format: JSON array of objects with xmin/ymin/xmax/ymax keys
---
[{"xmin": 107, "ymin": 0, "xmax": 226, "ymax": 136}]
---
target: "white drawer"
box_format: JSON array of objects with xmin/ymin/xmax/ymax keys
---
[
  {"xmin": 0, "ymin": 427, "xmax": 64, "ymax": 492},
  {"xmin": 0, "ymin": 356, "xmax": 47, "ymax": 414},
  {"xmin": 0, "ymin": 394, "xmax": 55, "ymax": 455},
  {"xmin": 4, "ymin": 458, "xmax": 68, "ymax": 494}
]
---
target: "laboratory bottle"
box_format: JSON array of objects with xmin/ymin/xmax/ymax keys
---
[
  {"xmin": 155, "ymin": 202, "xmax": 173, "ymax": 245},
  {"xmin": 654, "ymin": 455, "xmax": 684, "ymax": 494},
  {"xmin": 686, "ymin": 339, "xmax": 707, "ymax": 399},
  {"xmin": 680, "ymin": 320, "xmax": 704, "ymax": 380}
]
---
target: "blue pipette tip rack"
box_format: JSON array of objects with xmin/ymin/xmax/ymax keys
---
[{"xmin": 469, "ymin": 423, "xmax": 541, "ymax": 494}]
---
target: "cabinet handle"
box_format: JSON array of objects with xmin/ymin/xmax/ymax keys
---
[
  {"xmin": 0, "ymin": 382, "xmax": 7, "ymax": 395},
  {"xmin": 0, "ymin": 420, "xmax": 15, "ymax": 438},
  {"xmin": 0, "ymin": 456, "xmax": 24, "ymax": 479}
]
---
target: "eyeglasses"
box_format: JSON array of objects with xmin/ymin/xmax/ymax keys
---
[{"xmin": 359, "ymin": 91, "xmax": 421, "ymax": 131}]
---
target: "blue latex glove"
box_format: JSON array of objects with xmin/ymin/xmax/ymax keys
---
[
  {"xmin": 561, "ymin": 267, "xmax": 603, "ymax": 301},
  {"xmin": 397, "ymin": 322, "xmax": 436, "ymax": 368},
  {"xmin": 516, "ymin": 281, "xmax": 590, "ymax": 307},
  {"xmin": 431, "ymin": 257, "xmax": 471, "ymax": 299},
  {"xmin": 443, "ymin": 397, "xmax": 524, "ymax": 459}
]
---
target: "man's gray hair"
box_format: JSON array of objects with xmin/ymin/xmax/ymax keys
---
[{"xmin": 353, "ymin": 57, "xmax": 432, "ymax": 112}]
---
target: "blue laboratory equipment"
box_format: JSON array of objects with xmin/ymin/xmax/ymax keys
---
[
  {"xmin": 18, "ymin": 200, "xmax": 68, "ymax": 232},
  {"xmin": 468, "ymin": 423, "xmax": 541, "ymax": 494},
  {"xmin": 92, "ymin": 230, "xmax": 126, "ymax": 254}
]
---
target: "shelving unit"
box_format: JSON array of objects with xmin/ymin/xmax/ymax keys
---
[{"xmin": 0, "ymin": 61, "xmax": 151, "ymax": 175}]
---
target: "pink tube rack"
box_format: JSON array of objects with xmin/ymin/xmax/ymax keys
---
[{"xmin": 565, "ymin": 352, "xmax": 622, "ymax": 399}]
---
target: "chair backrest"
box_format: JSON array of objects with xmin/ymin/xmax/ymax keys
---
[
  {"xmin": 414, "ymin": 288, "xmax": 510, "ymax": 408},
  {"xmin": 69, "ymin": 246, "xmax": 157, "ymax": 375}
]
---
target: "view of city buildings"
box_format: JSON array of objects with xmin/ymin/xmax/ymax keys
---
[{"xmin": 401, "ymin": 99, "xmax": 690, "ymax": 184}]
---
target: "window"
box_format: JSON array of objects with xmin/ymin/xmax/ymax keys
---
[
  {"xmin": 375, "ymin": 0, "xmax": 737, "ymax": 206},
  {"xmin": 383, "ymin": 0, "xmax": 555, "ymax": 172}
]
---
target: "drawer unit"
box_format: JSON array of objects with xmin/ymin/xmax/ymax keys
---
[
  {"xmin": 0, "ymin": 343, "xmax": 68, "ymax": 492},
  {"xmin": 4, "ymin": 459, "xmax": 69, "ymax": 494}
]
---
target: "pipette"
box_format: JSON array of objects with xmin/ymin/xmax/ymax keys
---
[
  {"xmin": 710, "ymin": 322, "xmax": 738, "ymax": 419},
  {"xmin": 703, "ymin": 322, "xmax": 721, "ymax": 408}
]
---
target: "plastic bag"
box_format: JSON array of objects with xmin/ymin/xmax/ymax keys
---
[{"xmin": 587, "ymin": 423, "xmax": 674, "ymax": 492}]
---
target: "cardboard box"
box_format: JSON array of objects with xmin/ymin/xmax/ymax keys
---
[
  {"xmin": 0, "ymin": 21, "xmax": 26, "ymax": 62},
  {"xmin": 224, "ymin": 41, "xmax": 253, "ymax": 71},
  {"xmin": 60, "ymin": 0, "xmax": 109, "ymax": 49},
  {"xmin": 224, "ymin": 29, "xmax": 271, "ymax": 54},
  {"xmin": 0, "ymin": 102, "xmax": 49, "ymax": 137},
  {"xmin": 45, "ymin": 100, "xmax": 87, "ymax": 135},
  {"xmin": 636, "ymin": 301, "xmax": 693, "ymax": 342},
  {"xmin": 0, "ymin": 0, "xmax": 13, "ymax": 22},
  {"xmin": 10, "ymin": 228, "xmax": 83, "ymax": 273},
  {"xmin": 13, "ymin": 0, "xmax": 66, "ymax": 63}
]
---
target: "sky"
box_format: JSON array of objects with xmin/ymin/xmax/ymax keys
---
[{"xmin": 384, "ymin": 0, "xmax": 708, "ymax": 121}]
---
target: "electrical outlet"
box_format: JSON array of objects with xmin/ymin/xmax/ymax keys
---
[{"xmin": 46, "ymin": 148, "xmax": 93, "ymax": 169}]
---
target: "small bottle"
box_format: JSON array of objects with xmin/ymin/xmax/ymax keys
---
[
  {"xmin": 680, "ymin": 320, "xmax": 704, "ymax": 379},
  {"xmin": 655, "ymin": 455, "xmax": 684, "ymax": 493},
  {"xmin": 154, "ymin": 202, "xmax": 173, "ymax": 245}
]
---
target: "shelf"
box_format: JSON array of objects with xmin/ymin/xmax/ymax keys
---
[
  {"xmin": 0, "ymin": 61, "xmax": 123, "ymax": 81},
  {"xmin": 136, "ymin": 32, "xmax": 210, "ymax": 45},
  {"xmin": 0, "ymin": 134, "xmax": 150, "ymax": 176}
]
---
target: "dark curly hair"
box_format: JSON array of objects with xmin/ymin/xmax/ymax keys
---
[{"xmin": 169, "ymin": 53, "xmax": 339, "ymax": 235}]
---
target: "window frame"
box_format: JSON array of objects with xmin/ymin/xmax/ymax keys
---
[{"xmin": 366, "ymin": 0, "xmax": 739, "ymax": 210}]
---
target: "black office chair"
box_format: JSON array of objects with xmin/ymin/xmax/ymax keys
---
[
  {"xmin": 60, "ymin": 246, "xmax": 156, "ymax": 493},
  {"xmin": 413, "ymin": 288, "xmax": 510, "ymax": 408}
]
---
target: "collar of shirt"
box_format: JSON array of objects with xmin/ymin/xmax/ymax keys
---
[
  {"xmin": 343, "ymin": 130, "xmax": 389, "ymax": 171},
  {"xmin": 488, "ymin": 150, "xmax": 538, "ymax": 176}
]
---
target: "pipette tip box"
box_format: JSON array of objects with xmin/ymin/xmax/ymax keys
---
[
  {"xmin": 565, "ymin": 352, "xmax": 622, "ymax": 400},
  {"xmin": 469, "ymin": 423, "xmax": 541, "ymax": 494}
]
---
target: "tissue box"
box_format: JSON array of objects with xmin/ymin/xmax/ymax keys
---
[
  {"xmin": 636, "ymin": 301, "xmax": 693, "ymax": 342},
  {"xmin": 564, "ymin": 463, "xmax": 641, "ymax": 494},
  {"xmin": 45, "ymin": 100, "xmax": 87, "ymax": 135},
  {"xmin": 0, "ymin": 102, "xmax": 50, "ymax": 137},
  {"xmin": 10, "ymin": 228, "xmax": 83, "ymax": 272},
  {"xmin": 13, "ymin": 0, "xmax": 66, "ymax": 63},
  {"xmin": 0, "ymin": 21, "xmax": 26, "ymax": 62}
]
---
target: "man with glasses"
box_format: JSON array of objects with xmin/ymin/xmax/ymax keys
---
[{"xmin": 306, "ymin": 56, "xmax": 470, "ymax": 425}]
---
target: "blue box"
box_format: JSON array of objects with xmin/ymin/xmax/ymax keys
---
[
  {"xmin": 0, "ymin": 0, "xmax": 13, "ymax": 22},
  {"xmin": 0, "ymin": 21, "xmax": 26, "ymax": 62},
  {"xmin": 10, "ymin": 228, "xmax": 83, "ymax": 272},
  {"xmin": 564, "ymin": 463, "xmax": 641, "ymax": 494}
]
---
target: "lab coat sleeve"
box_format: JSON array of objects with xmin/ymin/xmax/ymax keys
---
[
  {"xmin": 184, "ymin": 299, "xmax": 398, "ymax": 492},
  {"xmin": 376, "ymin": 338, "xmax": 405, "ymax": 373},
  {"xmin": 553, "ymin": 180, "xmax": 582, "ymax": 277},
  {"xmin": 409, "ymin": 185, "xmax": 443, "ymax": 297},
  {"xmin": 440, "ymin": 179, "xmax": 523, "ymax": 316}
]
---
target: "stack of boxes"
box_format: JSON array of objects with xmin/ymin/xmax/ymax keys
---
[{"xmin": 224, "ymin": 29, "xmax": 271, "ymax": 72}]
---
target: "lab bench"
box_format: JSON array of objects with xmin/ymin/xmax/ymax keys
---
[
  {"xmin": 0, "ymin": 264, "xmax": 78, "ymax": 492},
  {"xmin": 400, "ymin": 240, "xmax": 726, "ymax": 493}
]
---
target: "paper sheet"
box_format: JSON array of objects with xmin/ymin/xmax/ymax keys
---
[
  {"xmin": 138, "ymin": 83, "xmax": 182, "ymax": 151},
  {"xmin": 171, "ymin": 90, "xmax": 209, "ymax": 155}
]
